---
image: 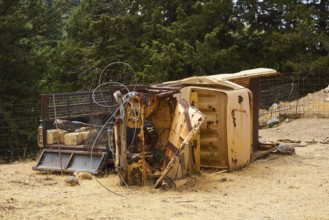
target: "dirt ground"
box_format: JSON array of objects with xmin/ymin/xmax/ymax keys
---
[{"xmin": 0, "ymin": 118, "xmax": 329, "ymax": 220}]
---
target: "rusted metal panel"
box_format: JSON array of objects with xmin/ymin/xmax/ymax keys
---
[
  {"xmin": 161, "ymin": 99, "xmax": 206, "ymax": 181},
  {"xmin": 226, "ymin": 90, "xmax": 252, "ymax": 171},
  {"xmin": 154, "ymin": 99, "xmax": 206, "ymax": 187},
  {"xmin": 179, "ymin": 86, "xmax": 252, "ymax": 171}
]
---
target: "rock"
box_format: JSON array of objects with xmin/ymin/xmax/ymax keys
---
[
  {"xmin": 267, "ymin": 116, "xmax": 280, "ymax": 128},
  {"xmin": 277, "ymin": 144, "xmax": 295, "ymax": 155},
  {"xmin": 65, "ymin": 176, "xmax": 79, "ymax": 186}
]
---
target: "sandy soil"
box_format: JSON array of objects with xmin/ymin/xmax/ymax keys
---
[{"xmin": 0, "ymin": 118, "xmax": 329, "ymax": 220}]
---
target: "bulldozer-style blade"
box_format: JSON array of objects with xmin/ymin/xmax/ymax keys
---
[{"xmin": 33, "ymin": 149, "xmax": 107, "ymax": 174}]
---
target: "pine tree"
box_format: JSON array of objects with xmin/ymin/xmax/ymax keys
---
[{"xmin": 0, "ymin": 0, "xmax": 72, "ymax": 159}]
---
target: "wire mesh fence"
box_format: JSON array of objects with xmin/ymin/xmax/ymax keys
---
[
  {"xmin": 259, "ymin": 73, "xmax": 329, "ymax": 126},
  {"xmin": 0, "ymin": 103, "xmax": 40, "ymax": 162}
]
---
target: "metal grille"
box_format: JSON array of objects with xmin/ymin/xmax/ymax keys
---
[{"xmin": 42, "ymin": 90, "xmax": 117, "ymax": 120}]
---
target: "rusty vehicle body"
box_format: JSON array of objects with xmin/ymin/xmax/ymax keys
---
[{"xmin": 33, "ymin": 68, "xmax": 279, "ymax": 187}]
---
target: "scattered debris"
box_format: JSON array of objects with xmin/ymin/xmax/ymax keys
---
[
  {"xmin": 267, "ymin": 116, "xmax": 280, "ymax": 128},
  {"xmin": 305, "ymin": 140, "xmax": 318, "ymax": 145},
  {"xmin": 290, "ymin": 143, "xmax": 307, "ymax": 147},
  {"xmin": 253, "ymin": 142, "xmax": 278, "ymax": 160},
  {"xmin": 320, "ymin": 137, "xmax": 329, "ymax": 144},
  {"xmin": 73, "ymin": 171, "xmax": 93, "ymax": 180},
  {"xmin": 211, "ymin": 170, "xmax": 228, "ymax": 176},
  {"xmin": 65, "ymin": 176, "xmax": 79, "ymax": 186},
  {"xmin": 162, "ymin": 198, "xmax": 195, "ymax": 203},
  {"xmin": 277, "ymin": 144, "xmax": 296, "ymax": 155},
  {"xmin": 277, "ymin": 139, "xmax": 307, "ymax": 147},
  {"xmin": 277, "ymin": 139, "xmax": 301, "ymax": 143},
  {"xmin": 161, "ymin": 177, "xmax": 176, "ymax": 190}
]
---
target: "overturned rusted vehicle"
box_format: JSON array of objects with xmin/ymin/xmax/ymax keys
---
[{"xmin": 34, "ymin": 68, "xmax": 279, "ymax": 187}]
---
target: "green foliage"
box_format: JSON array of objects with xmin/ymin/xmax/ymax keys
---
[
  {"xmin": 52, "ymin": 0, "xmax": 328, "ymax": 87},
  {"xmin": 235, "ymin": 0, "xmax": 329, "ymax": 77},
  {"xmin": 1, "ymin": 0, "xmax": 329, "ymax": 95},
  {"xmin": 0, "ymin": 0, "xmax": 73, "ymax": 100},
  {"xmin": 0, "ymin": 0, "xmax": 73, "ymax": 160}
]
